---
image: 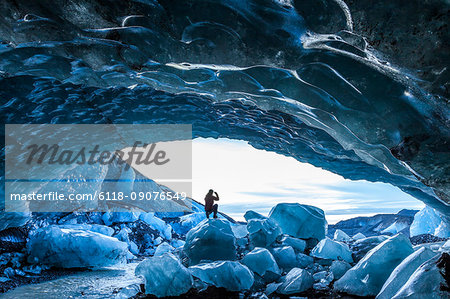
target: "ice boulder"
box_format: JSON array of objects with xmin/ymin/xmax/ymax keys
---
[
  {"xmin": 172, "ymin": 212, "xmax": 206, "ymax": 236},
  {"xmin": 244, "ymin": 210, "xmax": 267, "ymax": 221},
  {"xmin": 154, "ymin": 242, "xmax": 175, "ymax": 256},
  {"xmin": 27, "ymin": 225, "xmax": 129, "ymax": 268},
  {"xmin": 184, "ymin": 219, "xmax": 236, "ymax": 265},
  {"xmin": 58, "ymin": 224, "xmax": 114, "ymax": 236},
  {"xmin": 242, "ymin": 247, "xmax": 281, "ymax": 282},
  {"xmin": 410, "ymin": 206, "xmax": 442, "ymax": 237},
  {"xmin": 329, "ymin": 260, "xmax": 351, "ymax": 280},
  {"xmin": 311, "ymin": 237, "xmax": 353, "ymax": 263},
  {"xmin": 376, "ymin": 247, "xmax": 437, "ymax": 299},
  {"xmin": 102, "ymin": 212, "xmax": 140, "ymax": 225},
  {"xmin": 296, "ymin": 253, "xmax": 314, "ymax": 268},
  {"xmin": 435, "ymin": 217, "xmax": 450, "ymax": 238},
  {"xmin": 277, "ymin": 268, "xmax": 314, "ymax": 294},
  {"xmin": 0, "ymin": 212, "xmax": 30, "ymax": 232},
  {"xmin": 281, "ymin": 236, "xmax": 306, "ymax": 253},
  {"xmin": 391, "ymin": 253, "xmax": 448, "ymax": 299},
  {"xmin": 231, "ymin": 224, "xmax": 249, "ymax": 238},
  {"xmin": 334, "ymin": 234, "xmax": 414, "ymax": 296},
  {"xmin": 268, "ymin": 203, "xmax": 327, "ymax": 240},
  {"xmin": 247, "ymin": 218, "xmax": 282, "ymax": 248},
  {"xmin": 189, "ymin": 261, "xmax": 254, "ymax": 291},
  {"xmin": 352, "ymin": 235, "xmax": 389, "ymax": 262},
  {"xmin": 271, "ymin": 246, "xmax": 298, "ymax": 270},
  {"xmin": 352, "ymin": 232, "xmax": 366, "ymax": 240},
  {"xmin": 333, "ymin": 229, "xmax": 351, "ymax": 242},
  {"xmin": 140, "ymin": 212, "xmax": 172, "ymax": 240},
  {"xmin": 136, "ymin": 253, "xmax": 193, "ymax": 297}
]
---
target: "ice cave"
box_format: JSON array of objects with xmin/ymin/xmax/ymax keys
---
[{"xmin": 0, "ymin": 0, "xmax": 449, "ymax": 298}]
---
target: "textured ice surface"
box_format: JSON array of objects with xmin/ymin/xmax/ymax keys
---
[
  {"xmin": 376, "ymin": 247, "xmax": 437, "ymax": 299},
  {"xmin": 242, "ymin": 247, "xmax": 281, "ymax": 281},
  {"xmin": 380, "ymin": 221, "xmax": 409, "ymax": 235},
  {"xmin": 154, "ymin": 242, "xmax": 174, "ymax": 256},
  {"xmin": 352, "ymin": 232, "xmax": 366, "ymax": 240},
  {"xmin": 171, "ymin": 212, "xmax": 206, "ymax": 236},
  {"xmin": 189, "ymin": 261, "xmax": 254, "ymax": 291},
  {"xmin": 269, "ymin": 203, "xmax": 327, "ymax": 240},
  {"xmin": 334, "ymin": 234, "xmax": 414, "ymax": 296},
  {"xmin": 0, "ymin": 213, "xmax": 30, "ymax": 232},
  {"xmin": 58, "ymin": 224, "xmax": 114, "ymax": 236},
  {"xmin": 244, "ymin": 210, "xmax": 267, "ymax": 221},
  {"xmin": 277, "ymin": 268, "xmax": 314, "ymax": 295},
  {"xmin": 333, "ymin": 229, "xmax": 351, "ymax": 242},
  {"xmin": 272, "ymin": 246, "xmax": 298, "ymax": 270},
  {"xmin": 281, "ymin": 236, "xmax": 307, "ymax": 253},
  {"xmin": 102, "ymin": 212, "xmax": 140, "ymax": 225},
  {"xmin": 329, "ymin": 260, "xmax": 351, "ymax": 280},
  {"xmin": 139, "ymin": 213, "xmax": 173, "ymax": 240},
  {"xmin": 136, "ymin": 253, "xmax": 193, "ymax": 297},
  {"xmin": 184, "ymin": 219, "xmax": 236, "ymax": 265},
  {"xmin": 296, "ymin": 253, "xmax": 314, "ymax": 268},
  {"xmin": 391, "ymin": 254, "xmax": 447, "ymax": 299},
  {"xmin": 247, "ymin": 218, "xmax": 282, "ymax": 248},
  {"xmin": 231, "ymin": 224, "xmax": 249, "ymax": 238},
  {"xmin": 0, "ymin": 0, "xmax": 449, "ymax": 221},
  {"xmin": 27, "ymin": 225, "xmax": 129, "ymax": 268},
  {"xmin": 311, "ymin": 237, "xmax": 353, "ymax": 263},
  {"xmin": 410, "ymin": 206, "xmax": 450, "ymax": 238}
]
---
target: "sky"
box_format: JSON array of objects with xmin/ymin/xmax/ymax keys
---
[{"xmin": 192, "ymin": 138, "xmax": 424, "ymax": 224}]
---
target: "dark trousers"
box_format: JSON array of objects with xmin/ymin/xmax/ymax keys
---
[{"xmin": 206, "ymin": 204, "xmax": 218, "ymax": 219}]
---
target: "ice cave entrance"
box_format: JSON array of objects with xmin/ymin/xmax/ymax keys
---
[{"xmin": 190, "ymin": 138, "xmax": 424, "ymax": 224}]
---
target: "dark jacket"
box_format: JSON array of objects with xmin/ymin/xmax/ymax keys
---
[{"xmin": 204, "ymin": 193, "xmax": 219, "ymax": 211}]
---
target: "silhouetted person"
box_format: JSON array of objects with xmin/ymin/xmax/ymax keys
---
[{"xmin": 204, "ymin": 189, "xmax": 219, "ymax": 219}]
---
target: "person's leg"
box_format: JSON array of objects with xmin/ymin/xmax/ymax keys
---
[
  {"xmin": 212, "ymin": 204, "xmax": 218, "ymax": 218},
  {"xmin": 205, "ymin": 210, "xmax": 210, "ymax": 219}
]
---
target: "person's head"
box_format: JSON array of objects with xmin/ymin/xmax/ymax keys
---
[{"xmin": 208, "ymin": 189, "xmax": 213, "ymax": 195}]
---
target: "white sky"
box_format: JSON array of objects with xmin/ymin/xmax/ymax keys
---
[{"xmin": 192, "ymin": 138, "xmax": 424, "ymax": 224}]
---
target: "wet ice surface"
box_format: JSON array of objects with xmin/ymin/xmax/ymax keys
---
[{"xmin": 0, "ymin": 263, "xmax": 141, "ymax": 299}]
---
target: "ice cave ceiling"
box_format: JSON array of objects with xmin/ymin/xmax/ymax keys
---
[{"xmin": 0, "ymin": 0, "xmax": 449, "ymax": 216}]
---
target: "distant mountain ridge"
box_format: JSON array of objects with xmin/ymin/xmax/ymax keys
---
[{"xmin": 328, "ymin": 209, "xmax": 418, "ymax": 238}]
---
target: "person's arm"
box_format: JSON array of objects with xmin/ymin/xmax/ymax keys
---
[{"xmin": 214, "ymin": 192, "xmax": 219, "ymax": 201}]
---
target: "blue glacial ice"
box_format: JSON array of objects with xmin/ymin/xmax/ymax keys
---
[
  {"xmin": 269, "ymin": 203, "xmax": 327, "ymax": 240},
  {"xmin": 352, "ymin": 232, "xmax": 366, "ymax": 240},
  {"xmin": 58, "ymin": 224, "xmax": 114, "ymax": 236},
  {"xmin": 376, "ymin": 247, "xmax": 438, "ymax": 299},
  {"xmin": 189, "ymin": 261, "xmax": 254, "ymax": 291},
  {"xmin": 102, "ymin": 212, "xmax": 140, "ymax": 226},
  {"xmin": 277, "ymin": 268, "xmax": 314, "ymax": 295},
  {"xmin": 154, "ymin": 242, "xmax": 175, "ymax": 256},
  {"xmin": 334, "ymin": 233, "xmax": 414, "ymax": 296},
  {"xmin": 333, "ymin": 229, "xmax": 351, "ymax": 242},
  {"xmin": 280, "ymin": 236, "xmax": 307, "ymax": 253},
  {"xmin": 244, "ymin": 210, "xmax": 267, "ymax": 221},
  {"xmin": 310, "ymin": 237, "xmax": 353, "ymax": 263},
  {"xmin": 135, "ymin": 253, "xmax": 193, "ymax": 297},
  {"xmin": 184, "ymin": 219, "xmax": 237, "ymax": 265},
  {"xmin": 241, "ymin": 247, "xmax": 281, "ymax": 282},
  {"xmin": 247, "ymin": 218, "xmax": 282, "ymax": 248},
  {"xmin": 410, "ymin": 206, "xmax": 450, "ymax": 238},
  {"xmin": 27, "ymin": 225, "xmax": 130, "ymax": 269},
  {"xmin": 329, "ymin": 260, "xmax": 351, "ymax": 280},
  {"xmin": 139, "ymin": 212, "xmax": 173, "ymax": 240},
  {"xmin": 271, "ymin": 246, "xmax": 298, "ymax": 271},
  {"xmin": 391, "ymin": 254, "xmax": 447, "ymax": 299}
]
